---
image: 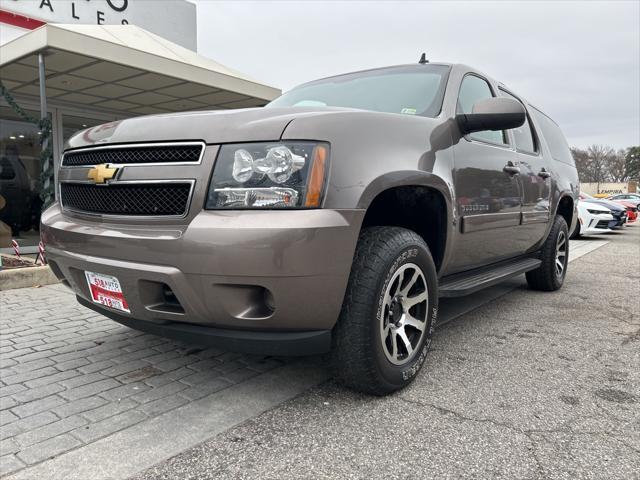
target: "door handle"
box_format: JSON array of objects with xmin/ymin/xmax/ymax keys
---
[
  {"xmin": 538, "ymin": 168, "xmax": 551, "ymax": 179},
  {"xmin": 503, "ymin": 162, "xmax": 520, "ymax": 175}
]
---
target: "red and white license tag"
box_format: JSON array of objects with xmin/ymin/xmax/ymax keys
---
[{"xmin": 85, "ymin": 271, "xmax": 130, "ymax": 313}]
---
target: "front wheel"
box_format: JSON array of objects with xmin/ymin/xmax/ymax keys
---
[
  {"xmin": 331, "ymin": 227, "xmax": 438, "ymax": 395},
  {"xmin": 526, "ymin": 215, "xmax": 569, "ymax": 291}
]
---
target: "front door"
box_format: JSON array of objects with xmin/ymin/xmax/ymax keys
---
[
  {"xmin": 450, "ymin": 74, "xmax": 523, "ymax": 272},
  {"xmin": 500, "ymin": 89, "xmax": 551, "ymax": 250}
]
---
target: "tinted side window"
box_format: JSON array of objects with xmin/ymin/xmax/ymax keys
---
[
  {"xmin": 499, "ymin": 90, "xmax": 536, "ymax": 154},
  {"xmin": 457, "ymin": 75, "xmax": 506, "ymax": 145},
  {"xmin": 531, "ymin": 108, "xmax": 574, "ymax": 165},
  {"xmin": 0, "ymin": 158, "xmax": 15, "ymax": 180}
]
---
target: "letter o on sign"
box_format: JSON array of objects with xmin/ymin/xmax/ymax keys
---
[{"xmin": 107, "ymin": 0, "xmax": 128, "ymax": 12}]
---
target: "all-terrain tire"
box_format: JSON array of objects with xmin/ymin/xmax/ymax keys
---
[
  {"xmin": 526, "ymin": 215, "xmax": 569, "ymax": 291},
  {"xmin": 331, "ymin": 226, "xmax": 438, "ymax": 395}
]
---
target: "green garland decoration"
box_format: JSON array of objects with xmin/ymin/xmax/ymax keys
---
[{"xmin": 0, "ymin": 80, "xmax": 55, "ymax": 208}]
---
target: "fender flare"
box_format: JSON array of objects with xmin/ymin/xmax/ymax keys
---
[
  {"xmin": 356, "ymin": 170, "xmax": 454, "ymax": 215},
  {"xmin": 551, "ymin": 191, "xmax": 578, "ymax": 235},
  {"xmin": 355, "ymin": 170, "xmax": 456, "ymax": 275}
]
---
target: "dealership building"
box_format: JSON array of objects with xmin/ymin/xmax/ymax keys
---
[{"xmin": 0, "ymin": 0, "xmax": 280, "ymax": 252}]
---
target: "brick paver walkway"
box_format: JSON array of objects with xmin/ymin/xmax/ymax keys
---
[{"xmin": 0, "ymin": 284, "xmax": 285, "ymax": 476}]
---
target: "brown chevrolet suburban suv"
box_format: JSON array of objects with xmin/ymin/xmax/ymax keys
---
[{"xmin": 41, "ymin": 62, "xmax": 579, "ymax": 395}]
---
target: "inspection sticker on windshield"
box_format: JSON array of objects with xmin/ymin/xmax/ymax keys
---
[
  {"xmin": 85, "ymin": 271, "xmax": 130, "ymax": 313},
  {"xmin": 401, "ymin": 107, "xmax": 417, "ymax": 115}
]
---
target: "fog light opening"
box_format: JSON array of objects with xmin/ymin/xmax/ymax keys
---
[
  {"xmin": 163, "ymin": 286, "xmax": 183, "ymax": 309},
  {"xmin": 264, "ymin": 288, "xmax": 275, "ymax": 313}
]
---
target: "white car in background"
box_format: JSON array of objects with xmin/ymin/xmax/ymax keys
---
[{"xmin": 571, "ymin": 201, "xmax": 614, "ymax": 238}]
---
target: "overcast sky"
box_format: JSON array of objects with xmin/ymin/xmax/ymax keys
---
[{"xmin": 195, "ymin": 1, "xmax": 639, "ymax": 150}]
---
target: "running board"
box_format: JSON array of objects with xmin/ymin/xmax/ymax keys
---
[{"xmin": 439, "ymin": 258, "xmax": 541, "ymax": 298}]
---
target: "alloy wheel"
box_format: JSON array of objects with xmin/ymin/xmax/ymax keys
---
[
  {"xmin": 379, "ymin": 263, "xmax": 428, "ymax": 366},
  {"xmin": 555, "ymin": 230, "xmax": 567, "ymax": 278}
]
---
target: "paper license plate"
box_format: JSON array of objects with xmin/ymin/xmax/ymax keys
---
[{"xmin": 85, "ymin": 271, "xmax": 130, "ymax": 313}]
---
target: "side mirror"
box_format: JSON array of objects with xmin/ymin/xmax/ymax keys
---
[{"xmin": 456, "ymin": 97, "xmax": 526, "ymax": 135}]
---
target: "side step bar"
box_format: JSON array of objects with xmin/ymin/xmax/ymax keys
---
[{"xmin": 439, "ymin": 258, "xmax": 541, "ymax": 298}]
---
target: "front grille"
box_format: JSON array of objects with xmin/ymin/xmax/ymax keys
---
[
  {"xmin": 595, "ymin": 220, "xmax": 610, "ymax": 229},
  {"xmin": 62, "ymin": 144, "xmax": 202, "ymax": 166},
  {"xmin": 60, "ymin": 183, "xmax": 192, "ymax": 216}
]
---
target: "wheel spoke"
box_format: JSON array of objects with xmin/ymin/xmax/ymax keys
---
[
  {"xmin": 391, "ymin": 331, "xmax": 399, "ymax": 360},
  {"xmin": 404, "ymin": 314, "xmax": 425, "ymax": 332},
  {"xmin": 397, "ymin": 327, "xmax": 413, "ymax": 356},
  {"xmin": 557, "ymin": 236, "xmax": 566, "ymax": 250},
  {"xmin": 400, "ymin": 270, "xmax": 419, "ymax": 296},
  {"xmin": 556, "ymin": 258, "xmax": 564, "ymax": 272},
  {"xmin": 405, "ymin": 290, "xmax": 427, "ymax": 308},
  {"xmin": 383, "ymin": 292, "xmax": 393, "ymax": 309},
  {"xmin": 394, "ymin": 270, "xmax": 405, "ymax": 296}
]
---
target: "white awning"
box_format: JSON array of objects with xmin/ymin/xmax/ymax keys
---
[{"xmin": 0, "ymin": 23, "xmax": 281, "ymax": 115}]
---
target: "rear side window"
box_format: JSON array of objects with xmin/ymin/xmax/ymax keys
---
[
  {"xmin": 531, "ymin": 108, "xmax": 574, "ymax": 165},
  {"xmin": 457, "ymin": 75, "xmax": 507, "ymax": 146},
  {"xmin": 499, "ymin": 90, "xmax": 537, "ymax": 154}
]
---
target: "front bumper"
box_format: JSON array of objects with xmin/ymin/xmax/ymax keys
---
[
  {"xmin": 581, "ymin": 213, "xmax": 614, "ymax": 235},
  {"xmin": 611, "ymin": 212, "xmax": 627, "ymax": 228},
  {"xmin": 78, "ymin": 297, "xmax": 331, "ymax": 355},
  {"xmin": 42, "ymin": 204, "xmax": 364, "ymax": 352}
]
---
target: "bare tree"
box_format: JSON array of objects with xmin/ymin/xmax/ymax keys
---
[
  {"xmin": 571, "ymin": 145, "xmax": 618, "ymax": 183},
  {"xmin": 587, "ymin": 145, "xmax": 615, "ymax": 183},
  {"xmin": 608, "ymin": 149, "xmax": 629, "ymax": 182},
  {"xmin": 571, "ymin": 147, "xmax": 592, "ymax": 182}
]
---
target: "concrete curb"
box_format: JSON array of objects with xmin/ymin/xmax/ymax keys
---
[{"xmin": 0, "ymin": 265, "xmax": 60, "ymax": 291}]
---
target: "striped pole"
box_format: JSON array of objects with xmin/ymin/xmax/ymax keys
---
[
  {"xmin": 11, "ymin": 239, "xmax": 20, "ymax": 258},
  {"xmin": 37, "ymin": 241, "xmax": 47, "ymax": 265}
]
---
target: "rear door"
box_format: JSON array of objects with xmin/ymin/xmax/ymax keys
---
[
  {"xmin": 450, "ymin": 74, "xmax": 523, "ymax": 272},
  {"xmin": 499, "ymin": 89, "xmax": 551, "ymax": 248}
]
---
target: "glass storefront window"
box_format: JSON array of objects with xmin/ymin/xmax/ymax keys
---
[
  {"xmin": 0, "ymin": 106, "xmax": 50, "ymax": 246},
  {"xmin": 0, "ymin": 107, "xmax": 113, "ymax": 249}
]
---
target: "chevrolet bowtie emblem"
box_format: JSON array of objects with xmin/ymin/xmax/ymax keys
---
[{"xmin": 87, "ymin": 164, "xmax": 118, "ymax": 184}]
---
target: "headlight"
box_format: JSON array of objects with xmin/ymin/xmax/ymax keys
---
[
  {"xmin": 206, "ymin": 142, "xmax": 329, "ymax": 209},
  {"xmin": 587, "ymin": 209, "xmax": 608, "ymax": 215}
]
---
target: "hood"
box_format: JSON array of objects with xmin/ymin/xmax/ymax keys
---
[
  {"xmin": 583, "ymin": 198, "xmax": 625, "ymax": 212},
  {"xmin": 580, "ymin": 202, "xmax": 610, "ymax": 213},
  {"xmin": 65, "ymin": 106, "xmax": 362, "ymax": 150}
]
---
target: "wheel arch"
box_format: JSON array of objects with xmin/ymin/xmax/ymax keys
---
[
  {"xmin": 555, "ymin": 194, "xmax": 575, "ymax": 231},
  {"xmin": 357, "ymin": 173, "xmax": 453, "ymax": 273}
]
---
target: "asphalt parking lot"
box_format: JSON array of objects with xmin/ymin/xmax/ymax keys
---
[{"xmin": 1, "ymin": 226, "xmax": 638, "ymax": 479}]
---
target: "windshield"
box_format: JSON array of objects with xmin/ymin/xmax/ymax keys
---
[{"xmin": 266, "ymin": 65, "xmax": 450, "ymax": 117}]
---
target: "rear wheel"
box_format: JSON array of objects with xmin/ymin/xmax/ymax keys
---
[
  {"xmin": 331, "ymin": 226, "xmax": 438, "ymax": 395},
  {"xmin": 526, "ymin": 215, "xmax": 569, "ymax": 291}
]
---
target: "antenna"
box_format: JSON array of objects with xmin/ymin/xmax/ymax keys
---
[{"xmin": 419, "ymin": 53, "xmax": 428, "ymax": 64}]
